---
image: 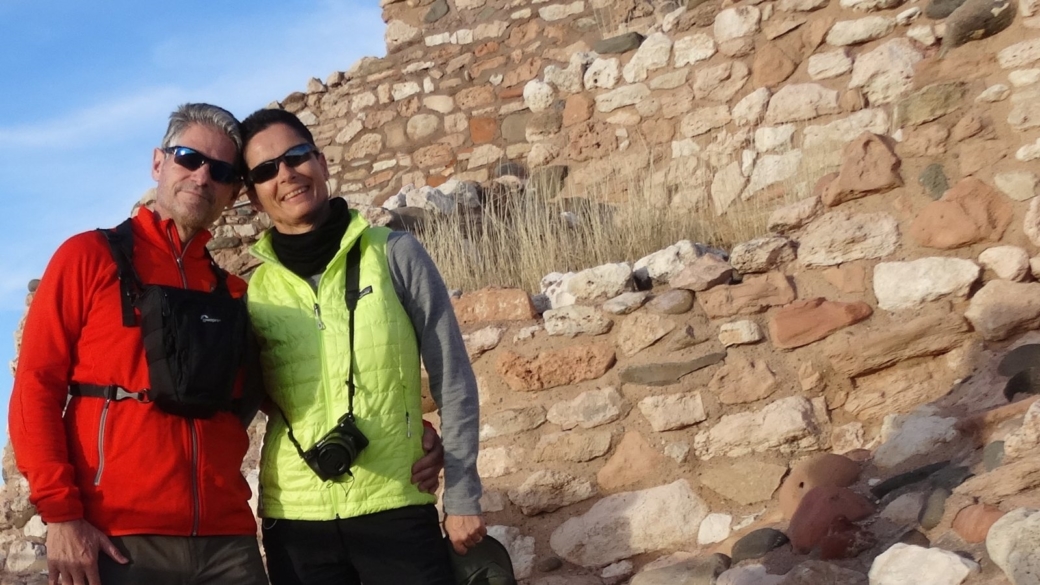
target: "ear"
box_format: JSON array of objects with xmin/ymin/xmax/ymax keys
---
[{"xmin": 151, "ymin": 148, "xmax": 165, "ymax": 181}]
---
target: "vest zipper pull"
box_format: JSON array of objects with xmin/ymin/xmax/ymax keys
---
[
  {"xmin": 313, "ymin": 303, "xmax": 326, "ymax": 330},
  {"xmin": 406, "ymin": 411, "xmax": 412, "ymax": 438}
]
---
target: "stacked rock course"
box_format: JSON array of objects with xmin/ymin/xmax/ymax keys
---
[{"xmin": 6, "ymin": 0, "xmax": 1040, "ymax": 582}]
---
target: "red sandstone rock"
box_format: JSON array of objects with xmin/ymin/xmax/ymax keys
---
[
  {"xmin": 670, "ymin": 254, "xmax": 734, "ymax": 292},
  {"xmin": 812, "ymin": 172, "xmax": 839, "ymax": 199},
  {"xmin": 822, "ymin": 263, "xmax": 869, "ymax": 294},
  {"xmin": 413, "ymin": 144, "xmax": 455, "ymax": 169},
  {"xmin": 839, "ymin": 88, "xmax": 867, "ymax": 112},
  {"xmin": 952, "ymin": 503, "xmax": 1005, "ymax": 543},
  {"xmin": 596, "ymin": 432, "xmax": 673, "ymax": 493},
  {"xmin": 708, "ymin": 353, "xmax": 778, "ymax": 405},
  {"xmin": 506, "ymin": 20, "xmax": 539, "ymax": 47},
  {"xmin": 503, "ymin": 57, "xmax": 542, "ymax": 87},
  {"xmin": 779, "ymin": 453, "xmax": 862, "ymax": 519},
  {"xmin": 908, "ymin": 177, "xmax": 1013, "ymax": 250},
  {"xmin": 822, "ymin": 133, "xmax": 902, "ymax": 207},
  {"xmin": 562, "ymin": 94, "xmax": 594, "ymax": 127},
  {"xmin": 469, "ymin": 117, "xmax": 498, "ymax": 144},
  {"xmin": 769, "ymin": 298, "xmax": 873, "ymax": 349},
  {"xmin": 363, "ymin": 170, "xmax": 394, "ymax": 188},
  {"xmin": 452, "ymin": 287, "xmax": 537, "ymax": 324},
  {"xmin": 818, "ymin": 517, "xmax": 878, "ymax": 560},
  {"xmin": 566, "ymin": 120, "xmax": 618, "ymax": 162},
  {"xmin": 696, "ymin": 271, "xmax": 796, "ymax": 319},
  {"xmin": 397, "ymin": 96, "xmax": 421, "ymax": 118},
  {"xmin": 899, "ymin": 124, "xmax": 949, "ymax": 158},
  {"xmin": 788, "ymin": 486, "xmax": 875, "ymax": 553},
  {"xmin": 950, "ymin": 111, "xmax": 992, "ymax": 142},
  {"xmin": 498, "ymin": 85, "xmax": 525, "ymax": 99},
  {"xmin": 753, "ymin": 45, "xmax": 798, "ymax": 88},
  {"xmin": 471, "ymin": 56, "xmax": 507, "ymax": 78},
  {"xmin": 474, "ymin": 41, "xmax": 500, "ymax": 58},
  {"xmin": 802, "ymin": 16, "xmax": 834, "ymax": 53},
  {"xmin": 821, "ymin": 309, "xmax": 971, "ymax": 377},
  {"xmin": 496, "ymin": 343, "xmax": 616, "ymax": 392},
  {"xmin": 455, "ymin": 86, "xmax": 497, "ymax": 109}
]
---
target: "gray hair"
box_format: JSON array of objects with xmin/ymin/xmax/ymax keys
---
[{"xmin": 160, "ymin": 103, "xmax": 243, "ymax": 155}]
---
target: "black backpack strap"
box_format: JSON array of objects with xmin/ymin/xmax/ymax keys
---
[
  {"xmin": 231, "ymin": 325, "xmax": 266, "ymax": 427},
  {"xmin": 69, "ymin": 383, "xmax": 149, "ymax": 402},
  {"xmin": 98, "ymin": 219, "xmax": 143, "ymax": 327},
  {"xmin": 343, "ymin": 241, "xmax": 364, "ymax": 420}
]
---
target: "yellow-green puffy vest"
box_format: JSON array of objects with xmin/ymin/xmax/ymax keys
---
[{"xmin": 247, "ymin": 211, "xmax": 434, "ymax": 520}]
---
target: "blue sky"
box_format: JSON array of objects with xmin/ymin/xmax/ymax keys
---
[{"xmin": 0, "ymin": 1, "xmax": 386, "ymax": 457}]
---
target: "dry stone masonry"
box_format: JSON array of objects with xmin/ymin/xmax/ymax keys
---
[{"xmin": 7, "ymin": 0, "xmax": 1040, "ymax": 582}]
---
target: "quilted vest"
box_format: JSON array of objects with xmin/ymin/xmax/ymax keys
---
[{"xmin": 247, "ymin": 211, "xmax": 434, "ymax": 520}]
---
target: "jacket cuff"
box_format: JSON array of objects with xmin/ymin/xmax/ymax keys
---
[
  {"xmin": 442, "ymin": 498, "xmax": 483, "ymax": 516},
  {"xmin": 36, "ymin": 497, "xmax": 85, "ymax": 525}
]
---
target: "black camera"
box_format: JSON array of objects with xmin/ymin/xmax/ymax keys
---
[{"xmin": 301, "ymin": 413, "xmax": 369, "ymax": 481}]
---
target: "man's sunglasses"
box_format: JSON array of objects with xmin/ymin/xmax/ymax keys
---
[
  {"xmin": 246, "ymin": 144, "xmax": 317, "ymax": 185},
  {"xmin": 162, "ymin": 146, "xmax": 239, "ymax": 185}
]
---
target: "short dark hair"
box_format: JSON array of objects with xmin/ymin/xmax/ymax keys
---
[{"xmin": 240, "ymin": 109, "xmax": 316, "ymax": 150}]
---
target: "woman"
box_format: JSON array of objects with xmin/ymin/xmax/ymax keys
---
[{"xmin": 240, "ymin": 108, "xmax": 485, "ymax": 585}]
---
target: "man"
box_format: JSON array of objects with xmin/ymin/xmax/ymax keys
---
[{"xmin": 9, "ymin": 103, "xmax": 443, "ymax": 585}]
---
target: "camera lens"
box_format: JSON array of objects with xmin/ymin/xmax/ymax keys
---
[{"xmin": 316, "ymin": 437, "xmax": 359, "ymax": 478}]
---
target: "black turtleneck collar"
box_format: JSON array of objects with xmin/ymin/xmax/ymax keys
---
[{"xmin": 270, "ymin": 197, "xmax": 350, "ymax": 279}]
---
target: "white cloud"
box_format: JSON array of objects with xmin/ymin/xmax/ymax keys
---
[
  {"xmin": 0, "ymin": 86, "xmax": 187, "ymax": 150},
  {"xmin": 0, "ymin": 1, "xmax": 385, "ymax": 150}
]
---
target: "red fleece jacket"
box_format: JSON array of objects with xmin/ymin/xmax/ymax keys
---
[{"xmin": 9, "ymin": 207, "xmax": 258, "ymax": 537}]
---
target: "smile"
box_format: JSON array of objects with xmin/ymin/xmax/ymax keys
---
[{"xmin": 283, "ymin": 186, "xmax": 309, "ymax": 202}]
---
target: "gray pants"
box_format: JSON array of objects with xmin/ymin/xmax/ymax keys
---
[{"xmin": 98, "ymin": 535, "xmax": 267, "ymax": 585}]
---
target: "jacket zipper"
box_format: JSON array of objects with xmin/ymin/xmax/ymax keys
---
[
  {"xmin": 259, "ymin": 244, "xmax": 342, "ymax": 477},
  {"xmin": 94, "ymin": 399, "xmax": 112, "ymax": 485},
  {"xmin": 406, "ymin": 411, "xmax": 412, "ymax": 438},
  {"xmin": 166, "ymin": 228, "xmax": 201, "ymax": 535}
]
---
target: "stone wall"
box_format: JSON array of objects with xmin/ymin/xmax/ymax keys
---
[
  {"xmin": 6, "ymin": 0, "xmax": 1040, "ymax": 582},
  {"xmin": 262, "ymin": 0, "xmax": 1040, "ymax": 224}
]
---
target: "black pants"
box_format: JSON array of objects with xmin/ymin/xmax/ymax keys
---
[
  {"xmin": 97, "ymin": 534, "xmax": 267, "ymax": 585},
  {"xmin": 262, "ymin": 505, "xmax": 455, "ymax": 585}
]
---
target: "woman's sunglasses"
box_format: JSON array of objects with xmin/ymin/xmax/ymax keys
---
[
  {"xmin": 246, "ymin": 144, "xmax": 317, "ymax": 185},
  {"xmin": 162, "ymin": 146, "xmax": 239, "ymax": 185}
]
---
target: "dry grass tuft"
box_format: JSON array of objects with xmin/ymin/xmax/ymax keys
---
[{"xmin": 417, "ymin": 139, "xmax": 829, "ymax": 293}]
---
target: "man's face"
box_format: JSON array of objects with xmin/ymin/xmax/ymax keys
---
[{"xmin": 151, "ymin": 123, "xmax": 239, "ymax": 240}]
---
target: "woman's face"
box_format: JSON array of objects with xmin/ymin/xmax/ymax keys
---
[{"xmin": 244, "ymin": 122, "xmax": 330, "ymax": 234}]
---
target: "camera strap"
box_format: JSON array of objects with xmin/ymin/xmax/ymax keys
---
[
  {"xmin": 276, "ymin": 239, "xmax": 364, "ymax": 459},
  {"xmin": 343, "ymin": 241, "xmax": 363, "ymax": 422}
]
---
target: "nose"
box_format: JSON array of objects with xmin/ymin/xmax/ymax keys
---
[
  {"xmin": 190, "ymin": 161, "xmax": 213, "ymax": 186},
  {"xmin": 275, "ymin": 159, "xmax": 298, "ymax": 182}
]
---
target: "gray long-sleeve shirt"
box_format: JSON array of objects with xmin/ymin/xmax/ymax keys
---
[
  {"xmin": 305, "ymin": 231, "xmax": 482, "ymax": 515},
  {"xmin": 386, "ymin": 232, "xmax": 482, "ymax": 516}
]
